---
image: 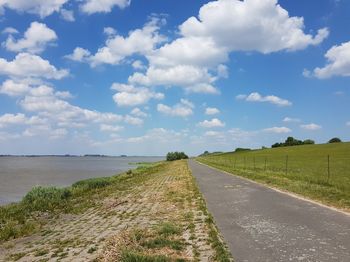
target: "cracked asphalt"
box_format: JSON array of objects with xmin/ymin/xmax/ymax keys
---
[{"xmin": 188, "ymin": 159, "xmax": 350, "ymax": 262}]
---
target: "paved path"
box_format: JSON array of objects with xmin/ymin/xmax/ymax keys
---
[{"xmin": 188, "ymin": 159, "xmax": 350, "ymax": 262}]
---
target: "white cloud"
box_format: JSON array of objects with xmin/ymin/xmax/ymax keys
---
[
  {"xmin": 80, "ymin": 0, "xmax": 130, "ymax": 14},
  {"xmin": 300, "ymin": 123, "xmax": 322, "ymax": 130},
  {"xmin": 0, "ymin": 0, "xmax": 68, "ymax": 18},
  {"xmin": 65, "ymin": 47, "xmax": 91, "ymax": 62},
  {"xmin": 111, "ymin": 83, "xmax": 164, "ymax": 107},
  {"xmin": 103, "ymin": 27, "xmax": 116, "ymax": 36},
  {"xmin": 132, "ymin": 60, "xmax": 146, "ymax": 70},
  {"xmin": 205, "ymin": 107, "xmax": 220, "ymax": 115},
  {"xmin": 124, "ymin": 115, "xmax": 143, "ymax": 126},
  {"xmin": 346, "ymin": 122, "xmax": 350, "ymax": 127},
  {"xmin": 60, "ymin": 9, "xmax": 75, "ymax": 22},
  {"xmin": 0, "ymin": 113, "xmax": 27, "ymax": 127},
  {"xmin": 157, "ymin": 99, "xmax": 194, "ymax": 118},
  {"xmin": 180, "ymin": 0, "xmax": 328, "ymax": 54},
  {"xmin": 2, "ymin": 27, "xmax": 19, "ymax": 34},
  {"xmin": 130, "ymin": 108, "xmax": 147, "ymax": 118},
  {"xmin": 3, "ymin": 22, "xmax": 57, "ymax": 54},
  {"xmin": 311, "ymin": 41, "xmax": 350, "ymax": 79},
  {"xmin": 100, "ymin": 124, "xmax": 124, "ymax": 132},
  {"xmin": 129, "ymin": 65, "xmax": 219, "ymax": 94},
  {"xmin": 263, "ymin": 126, "xmax": 291, "ymax": 133},
  {"xmin": 66, "ymin": 19, "xmax": 166, "ymax": 67},
  {"xmin": 236, "ymin": 92, "xmax": 292, "ymax": 107},
  {"xmin": 0, "ymin": 80, "xmax": 30, "ymax": 96},
  {"xmin": 0, "ymin": 53, "xmax": 69, "ymax": 80},
  {"xmin": 283, "ymin": 117, "xmax": 301, "ymax": 123},
  {"xmin": 198, "ymin": 118, "xmax": 225, "ymax": 128}
]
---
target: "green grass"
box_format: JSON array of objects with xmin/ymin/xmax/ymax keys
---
[
  {"xmin": 0, "ymin": 162, "xmax": 164, "ymax": 242},
  {"xmin": 197, "ymin": 142, "xmax": 350, "ymax": 210}
]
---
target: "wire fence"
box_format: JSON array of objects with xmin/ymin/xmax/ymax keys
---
[{"xmin": 199, "ymin": 154, "xmax": 350, "ymax": 186}]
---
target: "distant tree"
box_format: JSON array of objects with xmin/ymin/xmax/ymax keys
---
[
  {"xmin": 234, "ymin": 148, "xmax": 251, "ymax": 152},
  {"xmin": 261, "ymin": 146, "xmax": 268, "ymax": 150},
  {"xmin": 285, "ymin": 136, "xmax": 303, "ymax": 146},
  {"xmin": 328, "ymin": 137, "xmax": 342, "ymax": 143},
  {"xmin": 271, "ymin": 143, "xmax": 283, "ymax": 148},
  {"xmin": 303, "ymin": 139, "xmax": 315, "ymax": 145},
  {"xmin": 166, "ymin": 152, "xmax": 189, "ymax": 161},
  {"xmin": 203, "ymin": 151, "xmax": 209, "ymax": 155}
]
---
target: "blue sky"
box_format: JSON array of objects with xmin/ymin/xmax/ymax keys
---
[{"xmin": 0, "ymin": 0, "xmax": 349, "ymax": 156}]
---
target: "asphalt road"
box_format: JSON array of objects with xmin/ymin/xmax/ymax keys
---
[{"xmin": 188, "ymin": 159, "xmax": 350, "ymax": 262}]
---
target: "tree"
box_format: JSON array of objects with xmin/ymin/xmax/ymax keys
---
[
  {"xmin": 328, "ymin": 137, "xmax": 342, "ymax": 143},
  {"xmin": 303, "ymin": 139, "xmax": 315, "ymax": 145},
  {"xmin": 166, "ymin": 152, "xmax": 189, "ymax": 161}
]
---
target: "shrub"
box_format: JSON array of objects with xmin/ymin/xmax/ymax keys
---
[
  {"xmin": 234, "ymin": 148, "xmax": 251, "ymax": 152},
  {"xmin": 22, "ymin": 186, "xmax": 71, "ymax": 212},
  {"xmin": 72, "ymin": 177, "xmax": 112, "ymax": 190},
  {"xmin": 166, "ymin": 152, "xmax": 188, "ymax": 161},
  {"xmin": 328, "ymin": 137, "xmax": 342, "ymax": 143},
  {"xmin": 303, "ymin": 139, "xmax": 315, "ymax": 145}
]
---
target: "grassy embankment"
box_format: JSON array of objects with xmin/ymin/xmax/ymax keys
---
[
  {"xmin": 198, "ymin": 142, "xmax": 350, "ymax": 211},
  {"xmin": 0, "ymin": 160, "xmax": 231, "ymax": 261}
]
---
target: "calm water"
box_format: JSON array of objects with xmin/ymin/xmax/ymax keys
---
[{"xmin": 0, "ymin": 156, "xmax": 164, "ymax": 205}]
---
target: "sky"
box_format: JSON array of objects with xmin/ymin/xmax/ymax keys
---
[{"xmin": 0, "ymin": 0, "xmax": 349, "ymax": 156}]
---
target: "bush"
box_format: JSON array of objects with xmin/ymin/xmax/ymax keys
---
[
  {"xmin": 166, "ymin": 152, "xmax": 188, "ymax": 161},
  {"xmin": 234, "ymin": 148, "xmax": 251, "ymax": 152},
  {"xmin": 303, "ymin": 139, "xmax": 315, "ymax": 145},
  {"xmin": 328, "ymin": 137, "xmax": 342, "ymax": 143},
  {"xmin": 72, "ymin": 177, "xmax": 112, "ymax": 190},
  {"xmin": 22, "ymin": 186, "xmax": 72, "ymax": 212}
]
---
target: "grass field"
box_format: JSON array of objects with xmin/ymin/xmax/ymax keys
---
[
  {"xmin": 197, "ymin": 142, "xmax": 350, "ymax": 211},
  {"xmin": 0, "ymin": 160, "xmax": 231, "ymax": 261}
]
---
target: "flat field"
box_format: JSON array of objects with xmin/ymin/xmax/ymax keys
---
[{"xmin": 197, "ymin": 142, "xmax": 350, "ymax": 210}]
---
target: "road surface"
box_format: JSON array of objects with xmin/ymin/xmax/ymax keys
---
[{"xmin": 188, "ymin": 159, "xmax": 350, "ymax": 262}]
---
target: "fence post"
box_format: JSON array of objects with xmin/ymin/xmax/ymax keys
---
[
  {"xmin": 264, "ymin": 157, "xmax": 267, "ymax": 171},
  {"xmin": 327, "ymin": 155, "xmax": 330, "ymax": 183},
  {"xmin": 285, "ymin": 155, "xmax": 288, "ymax": 175}
]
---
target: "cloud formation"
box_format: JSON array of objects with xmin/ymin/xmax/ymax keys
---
[
  {"xmin": 3, "ymin": 22, "xmax": 57, "ymax": 54},
  {"xmin": 236, "ymin": 92, "xmax": 292, "ymax": 107}
]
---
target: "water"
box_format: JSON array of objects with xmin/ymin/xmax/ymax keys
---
[{"xmin": 0, "ymin": 156, "xmax": 164, "ymax": 205}]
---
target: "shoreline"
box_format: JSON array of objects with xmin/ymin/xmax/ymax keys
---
[{"xmin": 0, "ymin": 160, "xmax": 231, "ymax": 261}]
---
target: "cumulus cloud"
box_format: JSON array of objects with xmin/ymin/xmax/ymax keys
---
[
  {"xmin": 100, "ymin": 124, "xmax": 124, "ymax": 132},
  {"xmin": 129, "ymin": 65, "xmax": 219, "ymax": 94},
  {"xmin": 3, "ymin": 22, "xmax": 57, "ymax": 54},
  {"xmin": 180, "ymin": 0, "xmax": 328, "ymax": 54},
  {"xmin": 198, "ymin": 118, "xmax": 225, "ymax": 128},
  {"xmin": 2, "ymin": 27, "xmax": 19, "ymax": 34},
  {"xmin": 311, "ymin": 41, "xmax": 350, "ymax": 79},
  {"xmin": 130, "ymin": 108, "xmax": 148, "ymax": 118},
  {"xmin": 124, "ymin": 115, "xmax": 144, "ymax": 126},
  {"xmin": 157, "ymin": 99, "xmax": 194, "ymax": 118},
  {"xmin": 0, "ymin": 53, "xmax": 69, "ymax": 80},
  {"xmin": 300, "ymin": 123, "xmax": 322, "ymax": 130},
  {"xmin": 263, "ymin": 126, "xmax": 291, "ymax": 133},
  {"xmin": 111, "ymin": 83, "xmax": 164, "ymax": 107},
  {"xmin": 66, "ymin": 19, "xmax": 166, "ymax": 67},
  {"xmin": 205, "ymin": 107, "xmax": 220, "ymax": 115},
  {"xmin": 0, "ymin": 0, "xmax": 68, "ymax": 18},
  {"xmin": 60, "ymin": 9, "xmax": 75, "ymax": 22},
  {"xmin": 236, "ymin": 92, "xmax": 292, "ymax": 107},
  {"xmin": 80, "ymin": 0, "xmax": 131, "ymax": 14},
  {"xmin": 283, "ymin": 117, "xmax": 301, "ymax": 123}
]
